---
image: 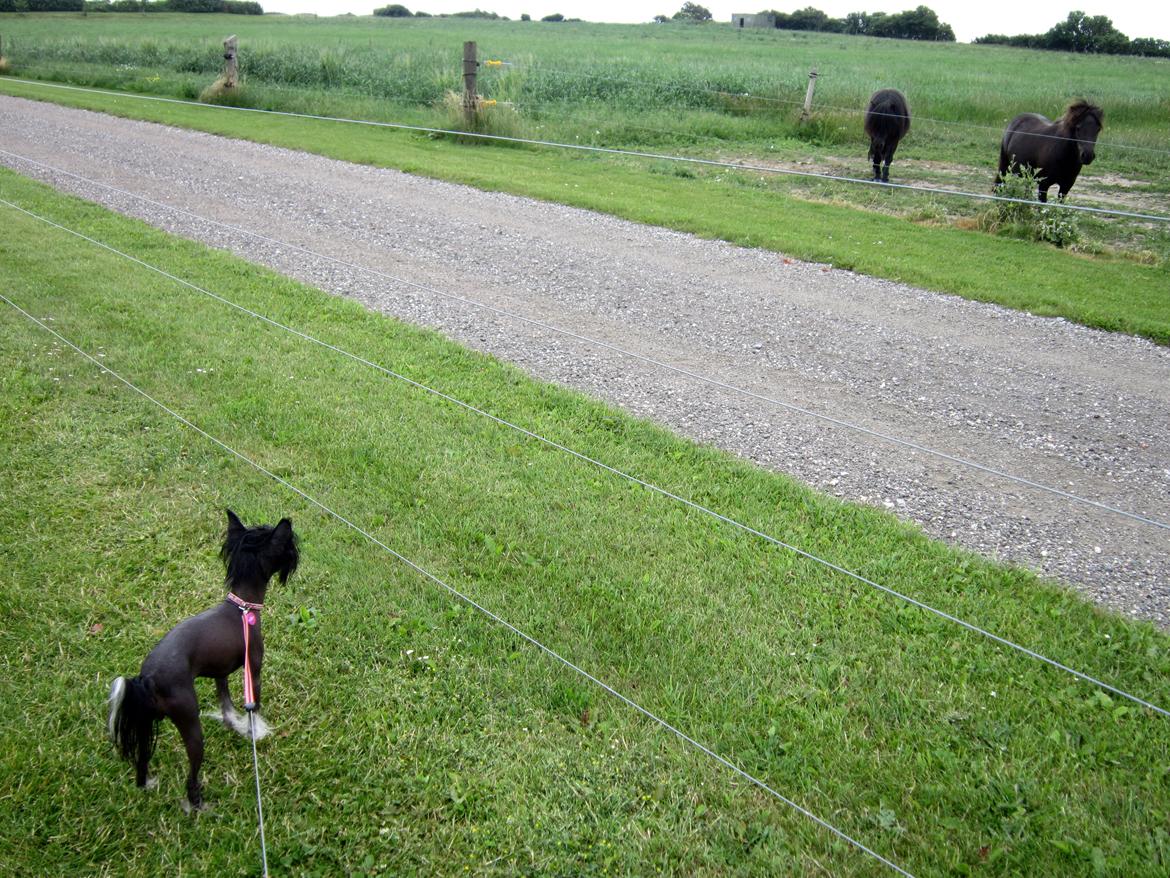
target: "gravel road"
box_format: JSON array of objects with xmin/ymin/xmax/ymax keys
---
[{"xmin": 1, "ymin": 94, "xmax": 1167, "ymax": 625}]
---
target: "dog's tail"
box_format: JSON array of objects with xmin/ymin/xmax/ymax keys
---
[{"xmin": 108, "ymin": 675, "xmax": 159, "ymax": 766}]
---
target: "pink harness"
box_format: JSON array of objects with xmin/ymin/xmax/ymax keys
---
[{"xmin": 227, "ymin": 592, "xmax": 262, "ymax": 711}]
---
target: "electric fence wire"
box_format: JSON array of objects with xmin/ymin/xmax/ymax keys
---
[
  {"xmin": 2, "ymin": 193, "xmax": 1166, "ymax": 722},
  {"xmin": 0, "ymin": 291, "xmax": 915, "ymax": 878},
  {"xmin": 2, "ymin": 146, "xmax": 1165, "ymax": 535},
  {"xmin": 3, "ymin": 77, "xmax": 1168, "ymax": 224},
  {"xmin": 10, "ymin": 51, "xmax": 1170, "ymax": 155}
]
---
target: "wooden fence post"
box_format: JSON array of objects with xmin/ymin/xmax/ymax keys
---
[
  {"xmin": 222, "ymin": 35, "xmax": 238, "ymax": 89},
  {"xmin": 462, "ymin": 40, "xmax": 477, "ymax": 127},
  {"xmin": 800, "ymin": 67, "xmax": 818, "ymax": 121}
]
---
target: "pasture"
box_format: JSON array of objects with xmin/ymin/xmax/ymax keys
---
[
  {"xmin": 2, "ymin": 156, "xmax": 1170, "ymax": 875},
  {"xmin": 1, "ymin": 12, "xmax": 1169, "ymax": 284}
]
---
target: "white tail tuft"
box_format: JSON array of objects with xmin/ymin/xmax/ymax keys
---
[{"xmin": 107, "ymin": 676, "xmax": 126, "ymax": 743}]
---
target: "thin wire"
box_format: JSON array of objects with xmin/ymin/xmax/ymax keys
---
[
  {"xmin": 4, "ymin": 77, "xmax": 1168, "ymax": 223},
  {"xmin": 0, "ymin": 293, "xmax": 914, "ymax": 877},
  {"xmin": 247, "ymin": 711, "xmax": 269, "ymax": 878},
  {"xmin": 3, "ymin": 147, "xmax": 1165, "ymax": 534},
  {"xmin": 2, "ymin": 196, "xmax": 1165, "ymax": 721}
]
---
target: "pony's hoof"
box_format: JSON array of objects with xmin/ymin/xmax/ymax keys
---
[
  {"xmin": 140, "ymin": 776, "xmax": 158, "ymax": 791},
  {"xmin": 180, "ymin": 797, "xmax": 209, "ymax": 815}
]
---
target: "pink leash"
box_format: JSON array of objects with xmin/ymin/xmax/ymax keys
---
[{"xmin": 228, "ymin": 592, "xmax": 268, "ymax": 876}]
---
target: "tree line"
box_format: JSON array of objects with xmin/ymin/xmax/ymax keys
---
[
  {"xmin": 0, "ymin": 1, "xmax": 263, "ymax": 12},
  {"xmin": 666, "ymin": 5, "xmax": 955, "ymax": 40},
  {"xmin": 976, "ymin": 10, "xmax": 1170, "ymax": 57},
  {"xmin": 755, "ymin": 5, "xmax": 955, "ymax": 41}
]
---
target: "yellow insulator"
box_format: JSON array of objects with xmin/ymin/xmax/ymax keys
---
[
  {"xmin": 480, "ymin": 99, "xmax": 498, "ymax": 107},
  {"xmin": 485, "ymin": 60, "xmax": 505, "ymax": 67}
]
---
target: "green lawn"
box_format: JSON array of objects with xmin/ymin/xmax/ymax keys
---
[{"xmin": 2, "ymin": 167, "xmax": 1169, "ymax": 876}]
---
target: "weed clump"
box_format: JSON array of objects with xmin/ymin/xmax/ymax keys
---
[
  {"xmin": 980, "ymin": 167, "xmax": 1081, "ymax": 248},
  {"xmin": 441, "ymin": 89, "xmax": 526, "ymax": 142},
  {"xmin": 0, "ymin": 56, "xmax": 10, "ymax": 76},
  {"xmin": 199, "ymin": 77, "xmax": 251, "ymax": 107}
]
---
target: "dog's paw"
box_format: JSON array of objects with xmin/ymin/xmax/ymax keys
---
[
  {"xmin": 249, "ymin": 713, "xmax": 271, "ymax": 740},
  {"xmin": 221, "ymin": 709, "xmax": 252, "ymax": 737}
]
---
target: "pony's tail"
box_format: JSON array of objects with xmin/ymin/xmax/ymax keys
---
[{"xmin": 108, "ymin": 675, "xmax": 159, "ymax": 767}]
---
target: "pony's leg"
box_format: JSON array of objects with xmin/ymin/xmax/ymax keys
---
[
  {"xmin": 1037, "ymin": 185, "xmax": 1050, "ymax": 203},
  {"xmin": 881, "ymin": 162, "xmax": 891, "ymax": 183},
  {"xmin": 170, "ymin": 693, "xmax": 206, "ymax": 812},
  {"xmin": 215, "ymin": 677, "xmax": 249, "ymax": 736},
  {"xmin": 872, "ymin": 161, "xmax": 881, "ymax": 181}
]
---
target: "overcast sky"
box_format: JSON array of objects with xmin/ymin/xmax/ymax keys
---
[{"xmin": 263, "ymin": 2, "xmax": 1170, "ymax": 43}]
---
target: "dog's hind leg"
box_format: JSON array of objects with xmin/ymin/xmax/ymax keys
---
[{"xmin": 170, "ymin": 694, "xmax": 206, "ymax": 813}]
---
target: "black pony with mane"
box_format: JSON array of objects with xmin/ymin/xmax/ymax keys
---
[
  {"xmin": 864, "ymin": 88, "xmax": 911, "ymax": 183},
  {"xmin": 996, "ymin": 99, "xmax": 1103, "ymax": 202}
]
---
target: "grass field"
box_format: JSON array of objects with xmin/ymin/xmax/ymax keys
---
[{"xmin": 3, "ymin": 163, "xmax": 1170, "ymax": 876}]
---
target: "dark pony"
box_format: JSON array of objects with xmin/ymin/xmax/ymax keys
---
[
  {"xmin": 107, "ymin": 510, "xmax": 299, "ymax": 812},
  {"xmin": 996, "ymin": 99, "xmax": 1103, "ymax": 202},
  {"xmin": 864, "ymin": 89, "xmax": 911, "ymax": 183}
]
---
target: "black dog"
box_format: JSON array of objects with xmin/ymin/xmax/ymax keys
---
[{"xmin": 107, "ymin": 510, "xmax": 299, "ymax": 811}]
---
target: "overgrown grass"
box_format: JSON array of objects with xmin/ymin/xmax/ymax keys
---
[{"xmin": 2, "ymin": 167, "xmax": 1170, "ymax": 876}]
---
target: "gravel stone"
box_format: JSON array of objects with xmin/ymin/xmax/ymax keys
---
[{"xmin": 2, "ymin": 94, "xmax": 1167, "ymax": 625}]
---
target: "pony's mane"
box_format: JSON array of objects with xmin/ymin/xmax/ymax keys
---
[{"xmin": 1062, "ymin": 99, "xmax": 1102, "ymax": 129}]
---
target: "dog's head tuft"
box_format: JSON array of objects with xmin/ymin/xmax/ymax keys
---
[{"xmin": 221, "ymin": 509, "xmax": 300, "ymax": 590}]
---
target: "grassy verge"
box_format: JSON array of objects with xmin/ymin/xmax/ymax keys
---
[
  {"xmin": 1, "ymin": 74, "xmax": 1168, "ymax": 346},
  {"xmin": 3, "ymin": 168, "xmax": 1170, "ymax": 876}
]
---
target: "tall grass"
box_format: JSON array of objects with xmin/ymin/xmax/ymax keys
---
[{"xmin": 2, "ymin": 14, "xmax": 1169, "ymax": 175}]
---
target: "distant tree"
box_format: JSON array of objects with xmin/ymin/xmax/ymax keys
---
[
  {"xmin": 976, "ymin": 9, "xmax": 1160, "ymax": 56},
  {"xmin": 653, "ymin": 13, "xmax": 669, "ymax": 23},
  {"xmin": 413, "ymin": 9, "xmax": 430, "ymax": 16},
  {"xmin": 1130, "ymin": 36, "xmax": 1170, "ymax": 57},
  {"xmin": 770, "ymin": 6, "xmax": 951, "ymax": 40},
  {"xmin": 373, "ymin": 3, "xmax": 411, "ymax": 15},
  {"xmin": 868, "ymin": 5, "xmax": 952, "ymax": 40},
  {"xmin": 25, "ymin": 0, "xmax": 86, "ymax": 9},
  {"xmin": 520, "ymin": 12, "xmax": 530, "ymax": 20},
  {"xmin": 1044, "ymin": 10, "xmax": 1129, "ymax": 53},
  {"xmin": 540, "ymin": 12, "xmax": 563, "ymax": 21},
  {"xmin": 672, "ymin": 2, "xmax": 711, "ymax": 22},
  {"xmin": 450, "ymin": 8, "xmax": 502, "ymax": 18},
  {"xmin": 776, "ymin": 7, "xmax": 835, "ymax": 32}
]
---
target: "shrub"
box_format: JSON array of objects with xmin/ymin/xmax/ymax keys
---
[
  {"xmin": 980, "ymin": 167, "xmax": 1081, "ymax": 248},
  {"xmin": 373, "ymin": 3, "xmax": 411, "ymax": 15},
  {"xmin": 1037, "ymin": 207, "xmax": 1081, "ymax": 248}
]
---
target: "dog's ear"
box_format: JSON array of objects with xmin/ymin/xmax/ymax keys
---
[
  {"xmin": 226, "ymin": 509, "xmax": 245, "ymax": 536},
  {"xmin": 270, "ymin": 518, "xmax": 299, "ymax": 583},
  {"xmin": 222, "ymin": 509, "xmax": 246, "ymax": 568}
]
